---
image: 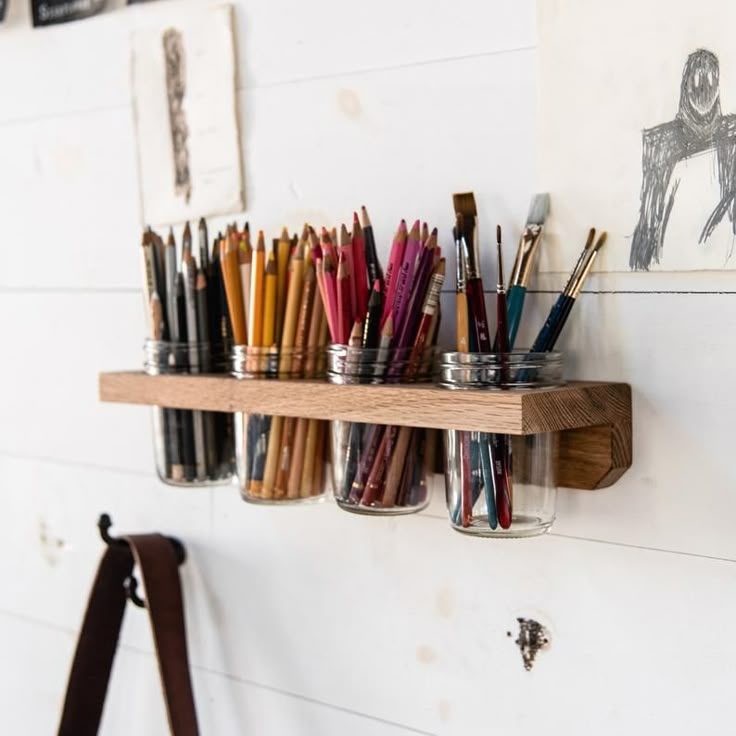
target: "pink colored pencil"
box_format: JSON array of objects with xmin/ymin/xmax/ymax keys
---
[
  {"xmin": 322, "ymin": 255, "xmax": 340, "ymax": 343},
  {"xmin": 381, "ymin": 220, "xmax": 407, "ymax": 325},
  {"xmin": 390, "ymin": 219, "xmax": 421, "ymax": 340},
  {"xmin": 352, "ymin": 212, "xmax": 368, "ymax": 319}
]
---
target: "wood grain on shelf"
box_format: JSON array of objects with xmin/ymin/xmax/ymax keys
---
[{"xmin": 98, "ymin": 372, "xmax": 632, "ymax": 490}]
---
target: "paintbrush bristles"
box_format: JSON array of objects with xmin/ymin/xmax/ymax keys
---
[
  {"xmin": 570, "ymin": 231, "xmax": 607, "ymax": 297},
  {"xmin": 527, "ymin": 193, "xmax": 551, "ymax": 225},
  {"xmin": 452, "ymin": 192, "xmax": 477, "ymax": 218}
]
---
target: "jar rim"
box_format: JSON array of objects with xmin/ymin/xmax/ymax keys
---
[{"xmin": 438, "ymin": 350, "xmax": 562, "ymax": 361}]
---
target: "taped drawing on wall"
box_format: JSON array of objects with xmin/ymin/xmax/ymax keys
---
[
  {"xmin": 538, "ymin": 0, "xmax": 736, "ymax": 273},
  {"xmin": 162, "ymin": 28, "xmax": 191, "ymax": 205},
  {"xmin": 132, "ymin": 4, "xmax": 244, "ymax": 226},
  {"xmin": 631, "ymin": 49, "xmax": 736, "ymax": 270}
]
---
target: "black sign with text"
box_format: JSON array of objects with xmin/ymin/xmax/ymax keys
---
[{"xmin": 31, "ymin": 0, "xmax": 106, "ymax": 26}]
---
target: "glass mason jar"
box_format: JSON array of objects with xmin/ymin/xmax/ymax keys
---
[
  {"xmin": 327, "ymin": 344, "xmax": 436, "ymax": 515},
  {"xmin": 230, "ymin": 345, "xmax": 328, "ymax": 505},
  {"xmin": 143, "ymin": 339, "xmax": 235, "ymax": 486},
  {"xmin": 439, "ymin": 351, "xmax": 563, "ymax": 537}
]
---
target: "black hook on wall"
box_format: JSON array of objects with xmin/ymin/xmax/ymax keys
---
[{"xmin": 97, "ymin": 513, "xmax": 186, "ymax": 609}]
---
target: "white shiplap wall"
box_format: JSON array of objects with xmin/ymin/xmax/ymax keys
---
[{"xmin": 1, "ymin": 1, "xmax": 734, "ymax": 734}]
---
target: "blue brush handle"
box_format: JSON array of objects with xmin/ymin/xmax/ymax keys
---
[
  {"xmin": 506, "ymin": 284, "xmax": 527, "ymax": 349},
  {"xmin": 531, "ymin": 294, "xmax": 568, "ymax": 353},
  {"xmin": 479, "ymin": 433, "xmax": 498, "ymax": 529}
]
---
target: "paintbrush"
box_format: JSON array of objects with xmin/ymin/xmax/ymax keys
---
[
  {"xmin": 506, "ymin": 193, "xmax": 550, "ymax": 348},
  {"xmin": 530, "ymin": 229, "xmax": 606, "ymax": 353},
  {"xmin": 453, "ymin": 192, "xmax": 492, "ymax": 351},
  {"xmin": 492, "ymin": 225, "xmax": 512, "ymax": 529}
]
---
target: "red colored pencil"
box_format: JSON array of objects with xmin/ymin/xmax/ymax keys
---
[
  {"xmin": 406, "ymin": 258, "xmax": 445, "ymax": 377},
  {"xmin": 336, "ymin": 250, "xmax": 351, "ymax": 344}
]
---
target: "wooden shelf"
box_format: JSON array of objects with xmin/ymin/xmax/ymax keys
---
[{"xmin": 99, "ymin": 372, "xmax": 632, "ymax": 490}]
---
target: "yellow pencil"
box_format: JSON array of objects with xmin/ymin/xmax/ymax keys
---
[
  {"xmin": 278, "ymin": 239, "xmax": 305, "ymax": 376},
  {"xmin": 262, "ymin": 252, "xmax": 278, "ymax": 349},
  {"xmin": 221, "ymin": 231, "xmax": 247, "ymax": 346},
  {"xmin": 239, "ymin": 229, "xmax": 252, "ymax": 338},
  {"xmin": 261, "ymin": 415, "xmax": 282, "ymax": 499},
  {"xmin": 275, "ymin": 226, "xmax": 291, "ymax": 342},
  {"xmin": 300, "ymin": 418, "xmax": 319, "ymax": 498},
  {"xmin": 248, "ymin": 231, "xmax": 265, "ymax": 348}
]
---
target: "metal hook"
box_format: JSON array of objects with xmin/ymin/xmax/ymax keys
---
[
  {"xmin": 97, "ymin": 513, "xmax": 186, "ymax": 610},
  {"xmin": 123, "ymin": 575, "xmax": 147, "ymax": 609}
]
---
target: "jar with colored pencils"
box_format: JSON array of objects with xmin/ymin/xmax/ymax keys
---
[
  {"xmin": 230, "ymin": 345, "xmax": 329, "ymax": 504},
  {"xmin": 327, "ymin": 345, "xmax": 437, "ymax": 515},
  {"xmin": 438, "ymin": 351, "xmax": 563, "ymax": 537},
  {"xmin": 144, "ymin": 339, "xmax": 235, "ymax": 486}
]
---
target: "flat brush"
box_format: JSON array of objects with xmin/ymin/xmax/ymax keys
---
[
  {"xmin": 453, "ymin": 214, "xmax": 470, "ymax": 353},
  {"xmin": 506, "ymin": 193, "xmax": 550, "ymax": 348},
  {"xmin": 453, "ymin": 192, "xmax": 491, "ymax": 351}
]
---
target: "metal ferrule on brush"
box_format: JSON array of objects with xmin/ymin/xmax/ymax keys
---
[
  {"xmin": 509, "ymin": 225, "xmax": 543, "ymax": 288},
  {"xmin": 570, "ymin": 232, "xmax": 607, "ymax": 298},
  {"xmin": 454, "ymin": 233, "xmax": 467, "ymax": 291},
  {"xmin": 462, "ymin": 223, "xmax": 481, "ymax": 280}
]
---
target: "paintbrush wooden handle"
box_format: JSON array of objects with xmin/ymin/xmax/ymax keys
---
[
  {"xmin": 466, "ymin": 279, "xmax": 492, "ymax": 352},
  {"xmin": 456, "ymin": 292, "xmax": 469, "ymax": 352},
  {"xmin": 491, "ymin": 433, "xmax": 512, "ymax": 529}
]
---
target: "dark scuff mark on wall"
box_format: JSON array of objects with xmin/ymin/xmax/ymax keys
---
[{"xmin": 508, "ymin": 617, "xmax": 550, "ymax": 671}]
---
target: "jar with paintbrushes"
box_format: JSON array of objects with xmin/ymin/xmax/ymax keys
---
[
  {"xmin": 438, "ymin": 351, "xmax": 563, "ymax": 536},
  {"xmin": 446, "ymin": 189, "xmax": 606, "ymax": 535}
]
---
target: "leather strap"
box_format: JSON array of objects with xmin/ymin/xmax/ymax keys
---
[
  {"xmin": 124, "ymin": 534, "xmax": 199, "ymax": 736},
  {"xmin": 58, "ymin": 533, "xmax": 198, "ymax": 736}
]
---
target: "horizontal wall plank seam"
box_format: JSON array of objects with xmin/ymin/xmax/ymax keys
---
[
  {"xmin": 252, "ymin": 44, "xmax": 536, "ymax": 90},
  {"xmin": 0, "ymin": 286, "xmax": 140, "ymax": 294},
  {"xmin": 0, "ymin": 46, "xmax": 535, "ymax": 130},
  {"xmin": 550, "ymin": 532, "xmax": 736, "ymax": 565},
  {"xmin": 3, "ymin": 450, "xmax": 733, "ymax": 566},
  {"xmin": 2, "ymin": 287, "xmax": 734, "ymax": 296},
  {"xmin": 0, "ymin": 607, "xmax": 437, "ymax": 736}
]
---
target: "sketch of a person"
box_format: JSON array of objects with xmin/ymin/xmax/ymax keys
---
[{"xmin": 630, "ymin": 48, "xmax": 736, "ymax": 270}]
